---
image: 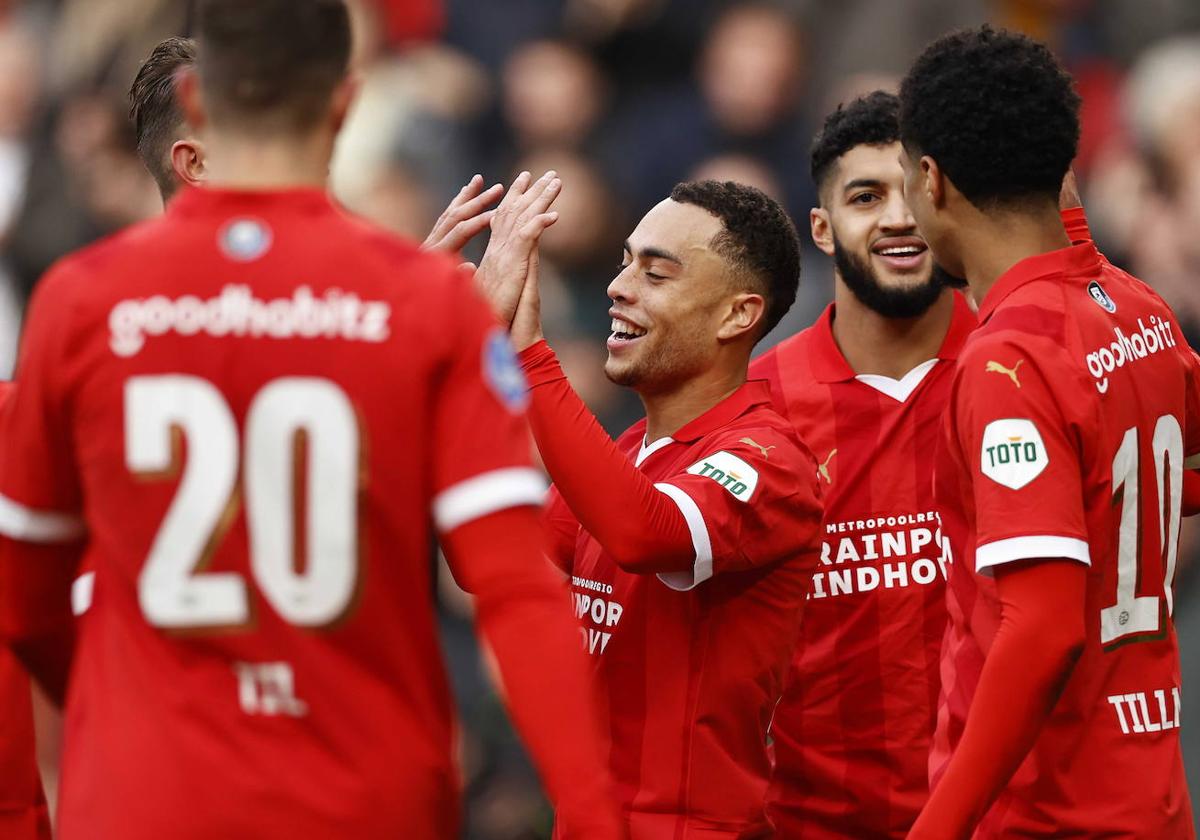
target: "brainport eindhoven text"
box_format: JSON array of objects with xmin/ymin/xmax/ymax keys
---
[{"xmin": 811, "ymin": 510, "xmax": 953, "ymax": 600}]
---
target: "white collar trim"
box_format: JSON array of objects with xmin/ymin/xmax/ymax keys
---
[
  {"xmin": 635, "ymin": 436, "xmax": 675, "ymax": 467},
  {"xmin": 854, "ymin": 358, "xmax": 938, "ymax": 403}
]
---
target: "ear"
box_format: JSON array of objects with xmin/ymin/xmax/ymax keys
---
[
  {"xmin": 718, "ymin": 292, "xmax": 767, "ymax": 342},
  {"xmin": 330, "ymin": 74, "xmax": 360, "ymax": 134},
  {"xmin": 175, "ymin": 68, "xmax": 206, "ymax": 133},
  {"xmin": 921, "ymin": 154, "xmax": 945, "ymax": 209},
  {"xmin": 170, "ymin": 138, "xmax": 206, "ymax": 189},
  {"xmin": 810, "ymin": 207, "xmax": 835, "ymax": 257}
]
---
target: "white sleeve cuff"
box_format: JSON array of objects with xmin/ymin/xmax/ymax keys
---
[
  {"xmin": 433, "ymin": 467, "xmax": 547, "ymax": 533},
  {"xmin": 0, "ymin": 493, "xmax": 85, "ymax": 543},
  {"xmin": 975, "ymin": 535, "xmax": 1091, "ymax": 575},
  {"xmin": 653, "ymin": 482, "xmax": 713, "ymax": 591}
]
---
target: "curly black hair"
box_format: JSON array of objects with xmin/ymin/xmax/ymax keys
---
[
  {"xmin": 670, "ymin": 180, "xmax": 801, "ymax": 341},
  {"xmin": 810, "ymin": 91, "xmax": 900, "ymax": 195},
  {"xmin": 898, "ymin": 25, "xmax": 1080, "ymax": 208}
]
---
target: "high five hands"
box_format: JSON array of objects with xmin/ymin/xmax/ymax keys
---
[{"xmin": 423, "ymin": 170, "xmax": 562, "ymax": 349}]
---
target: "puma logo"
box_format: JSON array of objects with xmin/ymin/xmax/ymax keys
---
[
  {"xmin": 985, "ymin": 359, "xmax": 1024, "ymax": 388},
  {"xmin": 739, "ymin": 437, "xmax": 776, "ymax": 459},
  {"xmin": 818, "ymin": 449, "xmax": 837, "ymax": 484}
]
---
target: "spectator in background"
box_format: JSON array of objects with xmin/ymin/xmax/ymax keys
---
[{"xmin": 607, "ymin": 2, "xmax": 813, "ymax": 219}]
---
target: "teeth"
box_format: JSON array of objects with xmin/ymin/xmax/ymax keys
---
[
  {"xmin": 878, "ymin": 246, "xmax": 923, "ymax": 256},
  {"xmin": 611, "ymin": 317, "xmax": 646, "ymax": 337}
]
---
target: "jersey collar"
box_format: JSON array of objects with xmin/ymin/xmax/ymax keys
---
[
  {"xmin": 977, "ymin": 241, "xmax": 1101, "ymax": 325},
  {"xmin": 669, "ymin": 380, "xmax": 775, "ymax": 443},
  {"xmin": 807, "ymin": 292, "xmax": 977, "ymax": 383},
  {"xmin": 170, "ymin": 185, "xmax": 336, "ymax": 217}
]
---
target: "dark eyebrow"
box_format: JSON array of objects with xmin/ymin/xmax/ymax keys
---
[
  {"xmin": 623, "ymin": 240, "xmax": 683, "ymax": 265},
  {"xmin": 843, "ymin": 178, "xmax": 886, "ymax": 193}
]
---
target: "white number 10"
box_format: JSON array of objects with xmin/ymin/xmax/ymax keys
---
[
  {"xmin": 1101, "ymin": 413, "xmax": 1182, "ymax": 645},
  {"xmin": 126, "ymin": 375, "xmax": 360, "ymax": 630}
]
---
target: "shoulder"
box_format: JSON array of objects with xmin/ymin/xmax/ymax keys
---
[
  {"xmin": 701, "ymin": 406, "xmax": 818, "ymax": 480},
  {"xmin": 35, "ymin": 218, "xmax": 168, "ymax": 298},
  {"xmin": 750, "ymin": 325, "xmax": 815, "ymax": 380}
]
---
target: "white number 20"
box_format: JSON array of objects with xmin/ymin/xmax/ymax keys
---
[
  {"xmin": 1101, "ymin": 413, "xmax": 1182, "ymax": 645},
  {"xmin": 126, "ymin": 376, "xmax": 359, "ymax": 630}
]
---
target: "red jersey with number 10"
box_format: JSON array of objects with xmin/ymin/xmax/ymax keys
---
[
  {"xmin": 0, "ymin": 188, "xmax": 552, "ymax": 839},
  {"xmin": 751, "ymin": 294, "xmax": 975, "ymax": 838},
  {"xmin": 933, "ymin": 237, "xmax": 1196, "ymax": 836}
]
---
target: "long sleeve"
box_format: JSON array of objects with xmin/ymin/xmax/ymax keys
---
[
  {"xmin": 908, "ymin": 558, "xmax": 1087, "ymax": 839},
  {"xmin": 518, "ymin": 341, "xmax": 695, "ymax": 575},
  {"xmin": 442, "ymin": 506, "xmax": 621, "ymax": 839}
]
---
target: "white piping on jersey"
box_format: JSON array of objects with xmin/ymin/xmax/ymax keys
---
[
  {"xmin": 0, "ymin": 493, "xmax": 85, "ymax": 543},
  {"xmin": 975, "ymin": 535, "xmax": 1091, "ymax": 576},
  {"xmin": 72, "ymin": 571, "xmax": 96, "ymax": 616},
  {"xmin": 854, "ymin": 358, "xmax": 938, "ymax": 403},
  {"xmin": 432, "ymin": 467, "xmax": 547, "ymax": 533},
  {"xmin": 652, "ymin": 482, "xmax": 713, "ymax": 591},
  {"xmin": 635, "ymin": 436, "xmax": 675, "ymax": 468}
]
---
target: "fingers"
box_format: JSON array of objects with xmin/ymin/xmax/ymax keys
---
[
  {"xmin": 494, "ymin": 170, "xmax": 534, "ymax": 220},
  {"xmin": 517, "ymin": 211, "xmax": 559, "ymax": 243},
  {"xmin": 436, "ymin": 209, "xmax": 497, "ymax": 253},
  {"xmin": 524, "ymin": 175, "xmax": 562, "ymax": 220}
]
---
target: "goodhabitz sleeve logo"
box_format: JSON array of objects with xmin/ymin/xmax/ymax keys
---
[{"xmin": 687, "ymin": 451, "xmax": 759, "ymax": 501}]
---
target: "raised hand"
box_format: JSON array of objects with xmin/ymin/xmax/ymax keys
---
[
  {"xmin": 474, "ymin": 170, "xmax": 561, "ymax": 327},
  {"xmin": 421, "ymin": 174, "xmax": 505, "ymax": 254}
]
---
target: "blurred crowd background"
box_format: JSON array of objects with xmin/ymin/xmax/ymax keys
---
[{"xmin": 1, "ymin": 0, "xmax": 1199, "ymax": 836}]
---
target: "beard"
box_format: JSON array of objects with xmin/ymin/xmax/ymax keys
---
[{"xmin": 832, "ymin": 233, "xmax": 959, "ymax": 318}]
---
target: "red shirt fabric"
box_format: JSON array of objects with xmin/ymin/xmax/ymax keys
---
[
  {"xmin": 531, "ymin": 366, "xmax": 824, "ymax": 839},
  {"xmin": 933, "ymin": 238, "xmax": 1197, "ymax": 837},
  {"xmin": 0, "ymin": 379, "xmax": 50, "ymax": 840},
  {"xmin": 750, "ymin": 294, "xmax": 975, "ymax": 838},
  {"xmin": 0, "ymin": 187, "xmax": 580, "ymax": 839}
]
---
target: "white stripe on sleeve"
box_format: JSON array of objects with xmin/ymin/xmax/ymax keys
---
[
  {"xmin": 433, "ymin": 467, "xmax": 547, "ymax": 533},
  {"xmin": 653, "ymin": 482, "xmax": 714, "ymax": 592},
  {"xmin": 975, "ymin": 534, "xmax": 1090, "ymax": 575},
  {"xmin": 0, "ymin": 493, "xmax": 85, "ymax": 543}
]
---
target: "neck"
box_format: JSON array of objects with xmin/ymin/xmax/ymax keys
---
[
  {"xmin": 639, "ymin": 361, "xmax": 747, "ymax": 442},
  {"xmin": 201, "ymin": 129, "xmax": 333, "ymax": 191},
  {"xmin": 958, "ymin": 202, "xmax": 1072, "ymax": 307},
  {"xmin": 831, "ymin": 284, "xmax": 955, "ymax": 378}
]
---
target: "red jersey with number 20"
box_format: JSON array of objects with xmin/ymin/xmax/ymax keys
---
[
  {"xmin": 0, "ymin": 188, "xmax": 556, "ymax": 840},
  {"xmin": 751, "ymin": 294, "xmax": 975, "ymax": 838},
  {"xmin": 933, "ymin": 233, "xmax": 1197, "ymax": 837}
]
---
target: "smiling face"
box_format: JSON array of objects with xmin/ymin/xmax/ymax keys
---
[
  {"xmin": 814, "ymin": 141, "xmax": 949, "ymax": 318},
  {"xmin": 605, "ymin": 199, "xmax": 742, "ymax": 393}
]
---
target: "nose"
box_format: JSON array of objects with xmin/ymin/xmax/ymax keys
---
[
  {"xmin": 879, "ymin": 191, "xmax": 917, "ymax": 232},
  {"xmin": 608, "ymin": 264, "xmax": 636, "ymax": 304}
]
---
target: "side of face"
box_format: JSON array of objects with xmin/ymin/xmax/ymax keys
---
[
  {"xmin": 605, "ymin": 199, "xmax": 762, "ymax": 393},
  {"xmin": 899, "ymin": 145, "xmax": 966, "ymax": 279}
]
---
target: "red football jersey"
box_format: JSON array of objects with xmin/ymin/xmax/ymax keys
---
[
  {"xmin": 0, "ymin": 381, "xmax": 51, "ymax": 840},
  {"xmin": 933, "ymin": 240, "xmax": 1196, "ymax": 836},
  {"xmin": 0, "ymin": 187, "xmax": 552, "ymax": 839},
  {"xmin": 750, "ymin": 295, "xmax": 975, "ymax": 838},
  {"xmin": 545, "ymin": 381, "xmax": 822, "ymax": 838}
]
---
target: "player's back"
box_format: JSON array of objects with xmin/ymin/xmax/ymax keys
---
[
  {"xmin": 938, "ymin": 241, "xmax": 1195, "ymax": 836},
  {"xmin": 38, "ymin": 187, "xmax": 529, "ymax": 839}
]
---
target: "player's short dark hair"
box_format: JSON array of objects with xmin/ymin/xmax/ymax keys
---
[
  {"xmin": 196, "ymin": 0, "xmax": 352, "ymax": 134},
  {"xmin": 129, "ymin": 36, "xmax": 197, "ymax": 200},
  {"xmin": 670, "ymin": 180, "xmax": 801, "ymax": 340},
  {"xmin": 898, "ymin": 25, "xmax": 1080, "ymax": 209},
  {"xmin": 810, "ymin": 91, "xmax": 900, "ymax": 198}
]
